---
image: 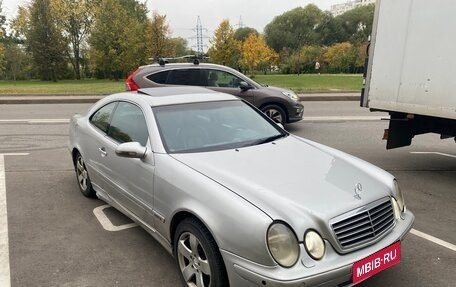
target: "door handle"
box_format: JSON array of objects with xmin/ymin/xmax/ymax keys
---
[{"xmin": 99, "ymin": 147, "xmax": 107, "ymax": 157}]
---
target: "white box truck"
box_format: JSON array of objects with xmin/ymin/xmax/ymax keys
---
[{"xmin": 361, "ymin": 0, "xmax": 456, "ymax": 149}]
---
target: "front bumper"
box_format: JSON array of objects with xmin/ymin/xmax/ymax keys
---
[
  {"xmin": 221, "ymin": 210, "xmax": 414, "ymax": 287},
  {"xmin": 287, "ymin": 103, "xmax": 304, "ymax": 123}
]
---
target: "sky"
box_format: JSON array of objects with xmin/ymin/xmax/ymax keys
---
[{"xmin": 2, "ymin": 0, "xmax": 342, "ymax": 47}]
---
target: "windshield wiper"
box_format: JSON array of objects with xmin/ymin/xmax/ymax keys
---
[{"xmin": 250, "ymin": 133, "xmax": 288, "ymax": 146}]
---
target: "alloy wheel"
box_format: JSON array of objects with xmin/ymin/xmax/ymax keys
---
[
  {"xmin": 76, "ymin": 156, "xmax": 88, "ymax": 191},
  {"xmin": 177, "ymin": 232, "xmax": 212, "ymax": 287},
  {"xmin": 264, "ymin": 108, "xmax": 284, "ymax": 123}
]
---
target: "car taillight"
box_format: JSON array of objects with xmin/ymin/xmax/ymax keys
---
[{"xmin": 125, "ymin": 68, "xmax": 142, "ymax": 91}]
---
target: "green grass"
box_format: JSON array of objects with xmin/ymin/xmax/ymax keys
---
[
  {"xmin": 253, "ymin": 74, "xmax": 363, "ymax": 92},
  {"xmin": 0, "ymin": 74, "xmax": 363, "ymax": 94},
  {"xmin": 0, "ymin": 79, "xmax": 125, "ymax": 94}
]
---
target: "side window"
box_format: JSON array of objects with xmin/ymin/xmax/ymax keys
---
[
  {"xmin": 90, "ymin": 102, "xmax": 117, "ymax": 133},
  {"xmin": 146, "ymin": 70, "xmax": 170, "ymax": 84},
  {"xmin": 166, "ymin": 69, "xmax": 203, "ymax": 86},
  {"xmin": 107, "ymin": 102, "xmax": 149, "ymax": 146},
  {"xmin": 205, "ymin": 70, "xmax": 243, "ymax": 88}
]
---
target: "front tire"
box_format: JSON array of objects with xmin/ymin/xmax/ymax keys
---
[
  {"xmin": 74, "ymin": 152, "xmax": 96, "ymax": 198},
  {"xmin": 174, "ymin": 218, "xmax": 228, "ymax": 287},
  {"xmin": 261, "ymin": 104, "xmax": 286, "ymax": 124}
]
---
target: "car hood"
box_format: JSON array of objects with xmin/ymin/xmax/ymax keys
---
[
  {"xmin": 265, "ymin": 85, "xmax": 291, "ymax": 92},
  {"xmin": 170, "ymin": 135, "xmax": 394, "ymax": 233},
  {"xmin": 259, "ymin": 85, "xmax": 293, "ymax": 95}
]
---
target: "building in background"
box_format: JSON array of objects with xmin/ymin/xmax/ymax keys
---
[{"xmin": 330, "ymin": 0, "xmax": 375, "ymax": 16}]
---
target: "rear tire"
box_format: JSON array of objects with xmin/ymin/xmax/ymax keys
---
[
  {"xmin": 174, "ymin": 218, "xmax": 229, "ymax": 287},
  {"xmin": 74, "ymin": 152, "xmax": 96, "ymax": 198}
]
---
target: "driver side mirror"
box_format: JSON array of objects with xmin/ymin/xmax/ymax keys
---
[
  {"xmin": 239, "ymin": 81, "xmax": 253, "ymax": 91},
  {"xmin": 115, "ymin": 142, "xmax": 147, "ymax": 159}
]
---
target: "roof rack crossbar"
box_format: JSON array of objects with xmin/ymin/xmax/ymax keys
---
[{"xmin": 149, "ymin": 54, "xmax": 209, "ymax": 66}]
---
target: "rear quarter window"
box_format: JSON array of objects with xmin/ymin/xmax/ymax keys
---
[
  {"xmin": 89, "ymin": 102, "xmax": 117, "ymax": 133},
  {"xmin": 146, "ymin": 70, "xmax": 170, "ymax": 84}
]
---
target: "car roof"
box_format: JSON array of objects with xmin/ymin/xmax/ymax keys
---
[{"xmin": 114, "ymin": 87, "xmax": 239, "ymax": 107}]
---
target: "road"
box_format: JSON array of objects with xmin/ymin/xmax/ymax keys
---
[{"xmin": 0, "ymin": 102, "xmax": 455, "ymax": 286}]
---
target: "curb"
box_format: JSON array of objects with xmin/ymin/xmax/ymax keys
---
[{"xmin": 0, "ymin": 95, "xmax": 105, "ymax": 104}]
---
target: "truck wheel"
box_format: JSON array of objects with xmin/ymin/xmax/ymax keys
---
[{"xmin": 174, "ymin": 218, "xmax": 228, "ymax": 287}]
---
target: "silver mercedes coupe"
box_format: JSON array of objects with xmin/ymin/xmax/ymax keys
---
[{"xmin": 68, "ymin": 87, "xmax": 414, "ymax": 287}]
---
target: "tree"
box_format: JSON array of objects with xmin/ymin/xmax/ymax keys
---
[
  {"xmin": 145, "ymin": 12, "xmax": 174, "ymax": 61},
  {"xmin": 354, "ymin": 43, "xmax": 369, "ymax": 73},
  {"xmin": 3, "ymin": 44, "xmax": 32, "ymax": 80},
  {"xmin": 334, "ymin": 4, "xmax": 375, "ymax": 44},
  {"xmin": 5, "ymin": 2, "xmax": 33, "ymax": 80},
  {"xmin": 10, "ymin": 5, "xmax": 30, "ymax": 41},
  {"xmin": 264, "ymin": 4, "xmax": 327, "ymax": 52},
  {"xmin": 323, "ymin": 42, "xmax": 357, "ymax": 73},
  {"xmin": 297, "ymin": 45, "xmax": 325, "ymax": 74},
  {"xmin": 314, "ymin": 12, "xmax": 339, "ymax": 46},
  {"xmin": 208, "ymin": 20, "xmax": 241, "ymax": 67},
  {"xmin": 0, "ymin": 0, "xmax": 6, "ymax": 74},
  {"xmin": 234, "ymin": 27, "xmax": 259, "ymax": 42},
  {"xmin": 27, "ymin": 0, "xmax": 67, "ymax": 81},
  {"xmin": 52, "ymin": 0, "xmax": 95, "ymax": 79},
  {"xmin": 278, "ymin": 45, "xmax": 324, "ymax": 74},
  {"xmin": 241, "ymin": 33, "xmax": 278, "ymax": 77},
  {"xmin": 89, "ymin": 0, "xmax": 148, "ymax": 79},
  {"xmin": 169, "ymin": 37, "xmax": 190, "ymax": 57}
]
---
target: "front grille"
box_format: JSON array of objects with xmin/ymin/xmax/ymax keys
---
[{"xmin": 331, "ymin": 198, "xmax": 395, "ymax": 250}]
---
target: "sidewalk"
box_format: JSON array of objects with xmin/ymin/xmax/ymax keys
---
[{"xmin": 0, "ymin": 92, "xmax": 361, "ymax": 104}]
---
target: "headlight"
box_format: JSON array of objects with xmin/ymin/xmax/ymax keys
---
[
  {"xmin": 267, "ymin": 222, "xmax": 300, "ymax": 267},
  {"xmin": 393, "ymin": 179, "xmax": 406, "ymax": 213},
  {"xmin": 304, "ymin": 230, "xmax": 325, "ymax": 260},
  {"xmin": 282, "ymin": 91, "xmax": 299, "ymax": 102}
]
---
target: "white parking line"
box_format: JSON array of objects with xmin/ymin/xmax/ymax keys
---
[
  {"xmin": 0, "ymin": 153, "xmax": 30, "ymax": 157},
  {"xmin": 302, "ymin": 116, "xmax": 387, "ymax": 122},
  {"xmin": 410, "ymin": 152, "xmax": 456, "ymax": 159},
  {"xmin": 0, "ymin": 119, "xmax": 69, "ymax": 124},
  {"xmin": 411, "ymin": 229, "xmax": 456, "ymax": 252},
  {"xmin": 93, "ymin": 205, "xmax": 138, "ymax": 232},
  {"xmin": 0, "ymin": 155, "xmax": 11, "ymax": 287}
]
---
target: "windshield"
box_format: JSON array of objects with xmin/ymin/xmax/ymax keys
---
[{"xmin": 153, "ymin": 101, "xmax": 287, "ymax": 153}]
